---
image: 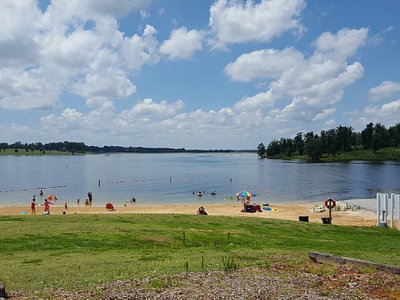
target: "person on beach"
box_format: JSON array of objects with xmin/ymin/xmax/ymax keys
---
[
  {"xmin": 197, "ymin": 206, "xmax": 207, "ymax": 215},
  {"xmin": 77, "ymin": 198, "xmax": 80, "ymax": 206},
  {"xmin": 43, "ymin": 199, "xmax": 51, "ymax": 214},
  {"xmin": 39, "ymin": 190, "xmax": 43, "ymax": 197},
  {"xmin": 106, "ymin": 202, "xmax": 114, "ymax": 210},
  {"xmin": 31, "ymin": 198, "xmax": 36, "ymax": 215},
  {"xmin": 88, "ymin": 192, "xmax": 93, "ymax": 205}
]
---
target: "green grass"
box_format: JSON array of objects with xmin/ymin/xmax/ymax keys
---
[
  {"xmin": 0, "ymin": 149, "xmax": 76, "ymax": 155},
  {"xmin": 0, "ymin": 214, "xmax": 399, "ymax": 294},
  {"xmin": 267, "ymin": 147, "xmax": 400, "ymax": 162},
  {"xmin": 321, "ymin": 147, "xmax": 400, "ymax": 161}
]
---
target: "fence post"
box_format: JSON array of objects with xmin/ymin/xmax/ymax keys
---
[
  {"xmin": 393, "ymin": 193, "xmax": 400, "ymax": 230},
  {"xmin": 398, "ymin": 194, "xmax": 400, "ymax": 230},
  {"xmin": 377, "ymin": 193, "xmax": 389, "ymax": 227},
  {"xmin": 377, "ymin": 193, "xmax": 381, "ymax": 226},
  {"xmin": 390, "ymin": 193, "xmax": 395, "ymax": 228}
]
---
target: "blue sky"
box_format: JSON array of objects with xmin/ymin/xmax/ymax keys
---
[{"xmin": 1, "ymin": 0, "xmax": 399, "ymax": 149}]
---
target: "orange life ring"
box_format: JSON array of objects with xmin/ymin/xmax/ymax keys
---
[{"xmin": 324, "ymin": 198, "xmax": 336, "ymax": 209}]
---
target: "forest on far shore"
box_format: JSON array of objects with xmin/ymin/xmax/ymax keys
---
[
  {"xmin": 257, "ymin": 122, "xmax": 400, "ymax": 161},
  {"xmin": 0, "ymin": 141, "xmax": 249, "ymax": 155}
]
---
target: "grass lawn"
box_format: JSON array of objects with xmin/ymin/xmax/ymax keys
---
[
  {"xmin": 267, "ymin": 147, "xmax": 400, "ymax": 161},
  {"xmin": 1, "ymin": 214, "xmax": 399, "ymax": 295},
  {"xmin": 321, "ymin": 147, "xmax": 400, "ymax": 162},
  {"xmin": 0, "ymin": 149, "xmax": 75, "ymax": 156}
]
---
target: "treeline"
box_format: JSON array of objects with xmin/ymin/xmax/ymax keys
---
[
  {"xmin": 0, "ymin": 141, "xmax": 242, "ymax": 154},
  {"xmin": 258, "ymin": 123, "xmax": 400, "ymax": 161}
]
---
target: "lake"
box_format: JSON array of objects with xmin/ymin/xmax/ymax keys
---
[{"xmin": 0, "ymin": 153, "xmax": 399, "ymax": 207}]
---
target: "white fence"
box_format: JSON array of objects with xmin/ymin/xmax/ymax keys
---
[{"xmin": 376, "ymin": 193, "xmax": 400, "ymax": 229}]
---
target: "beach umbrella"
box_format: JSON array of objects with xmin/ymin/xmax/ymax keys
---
[{"xmin": 236, "ymin": 191, "xmax": 255, "ymax": 198}]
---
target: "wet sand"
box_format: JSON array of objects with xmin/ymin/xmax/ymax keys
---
[{"xmin": 0, "ymin": 201, "xmax": 378, "ymax": 227}]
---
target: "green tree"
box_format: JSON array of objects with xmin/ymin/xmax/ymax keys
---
[
  {"xmin": 266, "ymin": 140, "xmax": 281, "ymax": 157},
  {"xmin": 388, "ymin": 123, "xmax": 400, "ymax": 147},
  {"xmin": 294, "ymin": 132, "xmax": 304, "ymax": 155},
  {"xmin": 257, "ymin": 143, "xmax": 266, "ymax": 157},
  {"xmin": 336, "ymin": 125, "xmax": 353, "ymax": 152},
  {"xmin": 361, "ymin": 123, "xmax": 374, "ymax": 149},
  {"xmin": 372, "ymin": 123, "xmax": 388, "ymax": 151},
  {"xmin": 304, "ymin": 132, "xmax": 323, "ymax": 161},
  {"xmin": 0, "ymin": 143, "xmax": 8, "ymax": 151}
]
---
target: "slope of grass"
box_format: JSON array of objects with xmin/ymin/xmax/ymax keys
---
[
  {"xmin": 266, "ymin": 147, "xmax": 400, "ymax": 162},
  {"xmin": 0, "ymin": 214, "xmax": 399, "ymax": 293},
  {"xmin": 0, "ymin": 149, "xmax": 76, "ymax": 155},
  {"xmin": 321, "ymin": 147, "xmax": 400, "ymax": 162}
]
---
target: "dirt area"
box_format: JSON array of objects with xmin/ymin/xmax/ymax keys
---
[{"xmin": 9, "ymin": 262, "xmax": 400, "ymax": 299}]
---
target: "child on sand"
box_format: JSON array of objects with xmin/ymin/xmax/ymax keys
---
[
  {"xmin": 43, "ymin": 199, "xmax": 51, "ymax": 214},
  {"xmin": 31, "ymin": 198, "xmax": 36, "ymax": 215}
]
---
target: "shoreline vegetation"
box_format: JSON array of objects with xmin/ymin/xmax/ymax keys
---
[
  {"xmin": 0, "ymin": 141, "xmax": 255, "ymax": 156},
  {"xmin": 258, "ymin": 122, "xmax": 400, "ymax": 162},
  {"xmin": 265, "ymin": 147, "xmax": 400, "ymax": 162}
]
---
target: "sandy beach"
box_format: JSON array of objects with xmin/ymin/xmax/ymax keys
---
[{"xmin": 0, "ymin": 201, "xmax": 378, "ymax": 227}]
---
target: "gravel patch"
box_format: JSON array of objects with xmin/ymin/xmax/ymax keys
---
[{"xmin": 9, "ymin": 264, "xmax": 400, "ymax": 300}]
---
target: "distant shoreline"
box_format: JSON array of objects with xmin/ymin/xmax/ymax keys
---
[
  {"xmin": 0, "ymin": 149, "xmax": 256, "ymax": 156},
  {"xmin": 0, "ymin": 142, "xmax": 257, "ymax": 156},
  {"xmin": 262, "ymin": 147, "xmax": 400, "ymax": 162}
]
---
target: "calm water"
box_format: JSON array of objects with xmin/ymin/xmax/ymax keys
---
[{"xmin": 0, "ymin": 153, "xmax": 399, "ymax": 206}]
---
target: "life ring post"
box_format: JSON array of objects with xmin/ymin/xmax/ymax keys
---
[{"xmin": 323, "ymin": 198, "xmax": 336, "ymax": 224}]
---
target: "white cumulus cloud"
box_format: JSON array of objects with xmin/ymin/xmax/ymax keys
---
[
  {"xmin": 0, "ymin": 1, "xmax": 159, "ymax": 111},
  {"xmin": 313, "ymin": 28, "xmax": 368, "ymax": 60},
  {"xmin": 209, "ymin": 0, "xmax": 306, "ymax": 48},
  {"xmin": 0, "ymin": 67, "xmax": 59, "ymax": 110},
  {"xmin": 0, "ymin": 1, "xmax": 42, "ymax": 67},
  {"xmin": 120, "ymin": 98, "xmax": 184, "ymax": 117},
  {"xmin": 312, "ymin": 108, "xmax": 336, "ymax": 121},
  {"xmin": 369, "ymin": 81, "xmax": 400, "ymax": 101},
  {"xmin": 229, "ymin": 28, "xmax": 367, "ymax": 123},
  {"xmin": 353, "ymin": 99, "xmax": 400, "ymax": 129},
  {"xmin": 225, "ymin": 48, "xmax": 305, "ymax": 82},
  {"xmin": 160, "ymin": 27, "xmax": 204, "ymax": 60}
]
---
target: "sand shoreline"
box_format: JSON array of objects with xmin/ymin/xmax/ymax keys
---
[{"xmin": 0, "ymin": 200, "xmax": 378, "ymax": 227}]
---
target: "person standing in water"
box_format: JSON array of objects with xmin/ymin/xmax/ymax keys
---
[{"xmin": 88, "ymin": 192, "xmax": 93, "ymax": 205}]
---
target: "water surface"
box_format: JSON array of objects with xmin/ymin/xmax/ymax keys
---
[{"xmin": 0, "ymin": 153, "xmax": 399, "ymax": 206}]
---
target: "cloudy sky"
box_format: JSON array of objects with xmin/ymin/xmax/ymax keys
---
[{"xmin": 1, "ymin": 0, "xmax": 399, "ymax": 149}]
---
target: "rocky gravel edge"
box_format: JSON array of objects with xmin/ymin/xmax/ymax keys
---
[{"xmin": 10, "ymin": 263, "xmax": 400, "ymax": 300}]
